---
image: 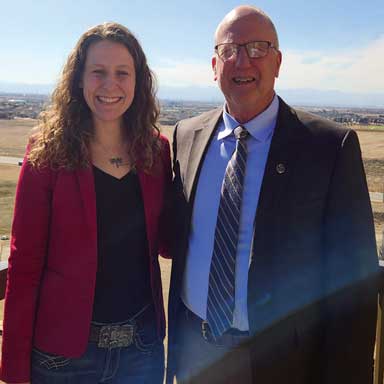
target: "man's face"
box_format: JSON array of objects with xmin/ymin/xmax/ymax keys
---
[{"xmin": 212, "ymin": 14, "xmax": 282, "ymax": 122}]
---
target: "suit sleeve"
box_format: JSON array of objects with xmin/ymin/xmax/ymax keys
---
[
  {"xmin": 0, "ymin": 154, "xmax": 53, "ymax": 383},
  {"xmin": 321, "ymin": 130, "xmax": 379, "ymax": 382}
]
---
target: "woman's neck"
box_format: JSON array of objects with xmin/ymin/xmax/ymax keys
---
[
  {"xmin": 92, "ymin": 119, "xmax": 127, "ymax": 148},
  {"xmin": 90, "ymin": 119, "xmax": 132, "ymax": 175}
]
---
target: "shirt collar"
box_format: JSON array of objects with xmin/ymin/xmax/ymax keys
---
[{"xmin": 218, "ymin": 94, "xmax": 279, "ymax": 142}]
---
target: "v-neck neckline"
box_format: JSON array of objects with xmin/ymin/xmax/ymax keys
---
[{"xmin": 93, "ymin": 165, "xmax": 133, "ymax": 181}]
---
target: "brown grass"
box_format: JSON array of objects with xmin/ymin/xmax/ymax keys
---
[
  {"xmin": 0, "ymin": 165, "xmax": 18, "ymax": 235},
  {"xmin": 357, "ymin": 130, "xmax": 384, "ymax": 160},
  {"xmin": 373, "ymin": 201, "xmax": 384, "ymax": 243},
  {"xmin": 356, "ymin": 131, "xmax": 384, "ymax": 193},
  {"xmin": 0, "ymin": 119, "xmax": 33, "ymax": 157}
]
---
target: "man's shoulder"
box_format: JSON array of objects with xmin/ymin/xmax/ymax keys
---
[{"xmin": 280, "ymin": 99, "xmax": 351, "ymax": 141}]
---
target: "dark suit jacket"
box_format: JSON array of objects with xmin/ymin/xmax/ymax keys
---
[
  {"xmin": 167, "ymin": 98, "xmax": 379, "ymax": 383},
  {"xmin": 0, "ymin": 136, "xmax": 172, "ymax": 383}
]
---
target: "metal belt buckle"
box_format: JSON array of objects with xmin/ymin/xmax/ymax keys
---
[
  {"xmin": 201, "ymin": 321, "xmax": 213, "ymax": 343},
  {"xmin": 98, "ymin": 324, "xmax": 135, "ymax": 349}
]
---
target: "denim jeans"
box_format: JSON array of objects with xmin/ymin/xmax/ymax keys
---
[{"xmin": 31, "ymin": 320, "xmax": 164, "ymax": 383}]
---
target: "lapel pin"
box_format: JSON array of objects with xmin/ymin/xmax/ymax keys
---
[{"xmin": 276, "ymin": 163, "xmax": 286, "ymax": 174}]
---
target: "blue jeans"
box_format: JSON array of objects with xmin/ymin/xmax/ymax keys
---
[{"xmin": 31, "ymin": 322, "xmax": 164, "ymax": 383}]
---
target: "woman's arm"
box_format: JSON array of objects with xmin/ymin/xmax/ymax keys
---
[
  {"xmin": 158, "ymin": 135, "xmax": 173, "ymax": 259},
  {"xmin": 0, "ymin": 154, "xmax": 54, "ymax": 383}
]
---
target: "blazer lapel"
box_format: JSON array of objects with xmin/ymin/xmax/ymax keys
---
[
  {"xmin": 137, "ymin": 170, "xmax": 154, "ymax": 257},
  {"xmin": 137, "ymin": 163, "xmax": 168, "ymax": 259},
  {"xmin": 184, "ymin": 108, "xmax": 222, "ymax": 201},
  {"xmin": 76, "ymin": 167, "xmax": 97, "ymax": 237}
]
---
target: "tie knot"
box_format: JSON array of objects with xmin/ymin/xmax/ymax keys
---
[{"xmin": 234, "ymin": 126, "xmax": 248, "ymax": 140}]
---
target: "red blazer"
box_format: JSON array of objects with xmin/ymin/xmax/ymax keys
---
[{"xmin": 0, "ymin": 135, "xmax": 172, "ymax": 383}]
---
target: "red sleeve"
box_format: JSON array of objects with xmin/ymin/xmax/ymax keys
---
[
  {"xmin": 158, "ymin": 135, "xmax": 173, "ymax": 259},
  {"xmin": 0, "ymin": 152, "xmax": 54, "ymax": 383}
]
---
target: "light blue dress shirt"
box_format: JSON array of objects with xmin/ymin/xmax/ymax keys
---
[{"xmin": 181, "ymin": 95, "xmax": 279, "ymax": 331}]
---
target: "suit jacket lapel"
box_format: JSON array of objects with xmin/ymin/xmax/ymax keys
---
[
  {"xmin": 250, "ymin": 98, "xmax": 308, "ymax": 265},
  {"xmin": 184, "ymin": 108, "xmax": 222, "ymax": 201}
]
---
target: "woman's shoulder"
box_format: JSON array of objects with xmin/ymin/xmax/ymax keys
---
[
  {"xmin": 158, "ymin": 134, "xmax": 171, "ymax": 159},
  {"xmin": 158, "ymin": 133, "xmax": 170, "ymax": 145}
]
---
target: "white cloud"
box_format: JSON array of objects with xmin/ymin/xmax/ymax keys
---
[
  {"xmin": 154, "ymin": 36, "xmax": 384, "ymax": 93},
  {"xmin": 278, "ymin": 35, "xmax": 384, "ymax": 93},
  {"xmin": 153, "ymin": 59, "xmax": 214, "ymax": 87}
]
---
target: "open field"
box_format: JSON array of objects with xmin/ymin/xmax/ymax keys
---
[
  {"xmin": 358, "ymin": 130, "xmax": 384, "ymax": 161},
  {"xmin": 354, "ymin": 125, "xmax": 384, "ymax": 131},
  {"xmin": 357, "ymin": 130, "xmax": 384, "ymax": 197},
  {"xmin": 0, "ymin": 119, "xmax": 34, "ymax": 157},
  {"xmin": 0, "ymin": 159, "xmax": 22, "ymax": 235},
  {"xmin": 0, "ymin": 164, "xmax": 18, "ymax": 235}
]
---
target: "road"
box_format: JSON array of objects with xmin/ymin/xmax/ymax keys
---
[{"xmin": 0, "ymin": 156, "xmax": 22, "ymax": 166}]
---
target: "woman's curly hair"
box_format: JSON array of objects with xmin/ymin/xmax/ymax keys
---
[{"xmin": 28, "ymin": 22, "xmax": 161, "ymax": 171}]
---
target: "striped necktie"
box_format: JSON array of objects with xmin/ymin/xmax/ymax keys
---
[{"xmin": 206, "ymin": 125, "xmax": 249, "ymax": 339}]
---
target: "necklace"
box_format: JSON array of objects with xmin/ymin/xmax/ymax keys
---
[
  {"xmin": 93, "ymin": 140, "xmax": 130, "ymax": 168},
  {"xmin": 109, "ymin": 157, "xmax": 124, "ymax": 168}
]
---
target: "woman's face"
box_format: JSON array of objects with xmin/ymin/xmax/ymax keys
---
[{"xmin": 81, "ymin": 39, "xmax": 136, "ymax": 126}]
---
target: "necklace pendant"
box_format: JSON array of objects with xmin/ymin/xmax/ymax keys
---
[{"xmin": 109, "ymin": 157, "xmax": 123, "ymax": 168}]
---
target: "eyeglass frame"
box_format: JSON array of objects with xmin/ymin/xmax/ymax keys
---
[{"xmin": 214, "ymin": 40, "xmax": 278, "ymax": 61}]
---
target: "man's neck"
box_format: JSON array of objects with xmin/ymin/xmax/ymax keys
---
[{"xmin": 226, "ymin": 93, "xmax": 276, "ymax": 124}]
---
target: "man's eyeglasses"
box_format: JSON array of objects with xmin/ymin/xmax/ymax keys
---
[{"xmin": 215, "ymin": 41, "xmax": 277, "ymax": 61}]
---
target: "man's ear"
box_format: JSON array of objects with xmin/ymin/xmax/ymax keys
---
[
  {"xmin": 275, "ymin": 50, "xmax": 282, "ymax": 78},
  {"xmin": 212, "ymin": 56, "xmax": 217, "ymax": 81}
]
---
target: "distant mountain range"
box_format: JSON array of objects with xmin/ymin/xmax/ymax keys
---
[
  {"xmin": 0, "ymin": 82, "xmax": 53, "ymax": 96},
  {"xmin": 1, "ymin": 81, "xmax": 383, "ymax": 108}
]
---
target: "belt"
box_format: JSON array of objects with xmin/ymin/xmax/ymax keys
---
[
  {"xmin": 89, "ymin": 303, "xmax": 153, "ymax": 349},
  {"xmin": 181, "ymin": 303, "xmax": 249, "ymax": 346},
  {"xmin": 89, "ymin": 323, "xmax": 135, "ymax": 348}
]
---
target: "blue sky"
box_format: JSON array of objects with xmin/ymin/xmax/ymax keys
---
[{"xmin": 1, "ymin": 0, "xmax": 384, "ymax": 102}]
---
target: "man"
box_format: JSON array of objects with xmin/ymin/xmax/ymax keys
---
[{"xmin": 167, "ymin": 5, "xmax": 379, "ymax": 384}]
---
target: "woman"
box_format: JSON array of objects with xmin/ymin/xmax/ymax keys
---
[{"xmin": 0, "ymin": 22, "xmax": 171, "ymax": 383}]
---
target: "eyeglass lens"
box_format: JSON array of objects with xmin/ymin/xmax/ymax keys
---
[{"xmin": 217, "ymin": 41, "xmax": 271, "ymax": 60}]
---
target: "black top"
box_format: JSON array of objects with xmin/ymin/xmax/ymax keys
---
[{"xmin": 92, "ymin": 166, "xmax": 152, "ymax": 323}]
